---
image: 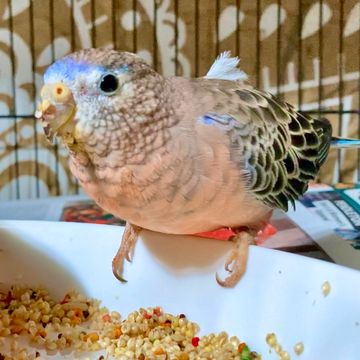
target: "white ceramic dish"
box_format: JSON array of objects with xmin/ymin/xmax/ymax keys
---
[{"xmin": 0, "ymin": 220, "xmax": 360, "ymax": 359}]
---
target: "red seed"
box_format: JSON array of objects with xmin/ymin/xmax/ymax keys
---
[
  {"xmin": 0, "ymin": 291, "xmax": 13, "ymax": 305},
  {"xmin": 153, "ymin": 307, "xmax": 162, "ymax": 316},
  {"xmin": 161, "ymin": 319, "xmax": 172, "ymax": 327},
  {"xmin": 102, "ymin": 314, "xmax": 111, "ymax": 322},
  {"xmin": 143, "ymin": 312, "xmax": 152, "ymax": 320},
  {"xmin": 191, "ymin": 337, "xmax": 200, "ymax": 347}
]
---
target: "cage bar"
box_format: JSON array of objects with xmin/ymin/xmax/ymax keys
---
[
  {"xmin": 318, "ymin": 0, "xmax": 323, "ymax": 119},
  {"xmin": 338, "ymin": 0, "xmax": 345, "ymax": 183},
  {"xmin": 153, "ymin": 0, "xmax": 158, "ymax": 71},
  {"xmin": 7, "ymin": 0, "xmax": 20, "ymax": 199},
  {"xmin": 195, "ymin": 0, "xmax": 199, "ymax": 77},
  {"xmin": 297, "ymin": 0, "xmax": 303, "ymax": 111},
  {"xmin": 174, "ymin": 0, "xmax": 179, "ymax": 75},
  {"xmin": 255, "ymin": 0, "xmax": 261, "ymax": 88},
  {"xmin": 49, "ymin": 0, "xmax": 60, "ymax": 195},
  {"xmin": 29, "ymin": 0, "xmax": 40, "ymax": 198},
  {"xmin": 215, "ymin": 0, "xmax": 220, "ymax": 56},
  {"xmin": 235, "ymin": 0, "xmax": 241, "ymax": 56},
  {"xmin": 132, "ymin": 0, "xmax": 137, "ymax": 53},
  {"xmin": 276, "ymin": 0, "xmax": 281, "ymax": 98}
]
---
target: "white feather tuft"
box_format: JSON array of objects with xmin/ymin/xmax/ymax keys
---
[{"xmin": 205, "ymin": 51, "xmax": 248, "ymax": 81}]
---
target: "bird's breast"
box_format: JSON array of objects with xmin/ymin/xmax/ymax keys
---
[{"xmin": 70, "ymin": 135, "xmax": 270, "ymax": 234}]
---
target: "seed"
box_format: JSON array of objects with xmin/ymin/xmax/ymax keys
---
[
  {"xmin": 17, "ymin": 349, "xmax": 28, "ymax": 360},
  {"xmin": 153, "ymin": 347, "xmax": 165, "ymax": 355},
  {"xmin": 178, "ymin": 353, "xmax": 189, "ymax": 360},
  {"xmin": 143, "ymin": 312, "xmax": 152, "ymax": 320},
  {"xmin": 102, "ymin": 314, "xmax": 111, "ymax": 322},
  {"xmin": 191, "ymin": 337, "xmax": 200, "ymax": 347},
  {"xmin": 41, "ymin": 315, "xmax": 50, "ymax": 324},
  {"xmin": 153, "ymin": 307, "xmax": 162, "ymax": 316},
  {"xmin": 274, "ymin": 344, "xmax": 283, "ymax": 354},
  {"xmin": 0, "ymin": 286, "xmax": 259, "ymax": 359},
  {"xmin": 45, "ymin": 340, "xmax": 57, "ymax": 350},
  {"xmin": 294, "ymin": 342, "xmax": 304, "ymax": 355},
  {"xmin": 88, "ymin": 332, "xmax": 99, "ymax": 342},
  {"xmin": 266, "ymin": 333, "xmax": 277, "ymax": 347},
  {"xmin": 111, "ymin": 311, "xmax": 121, "ymax": 320},
  {"xmin": 280, "ymin": 350, "xmax": 291, "ymax": 360},
  {"xmin": 322, "ymin": 281, "xmax": 331, "ymax": 297},
  {"xmin": 114, "ymin": 326, "xmax": 122, "ymax": 339}
]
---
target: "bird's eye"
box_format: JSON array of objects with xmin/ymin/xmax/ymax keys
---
[{"xmin": 99, "ymin": 73, "xmax": 119, "ymax": 94}]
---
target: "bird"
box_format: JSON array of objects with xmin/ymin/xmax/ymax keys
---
[{"xmin": 35, "ymin": 48, "xmax": 360, "ymax": 287}]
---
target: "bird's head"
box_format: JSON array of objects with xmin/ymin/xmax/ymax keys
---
[{"xmin": 36, "ymin": 48, "xmax": 160, "ymax": 155}]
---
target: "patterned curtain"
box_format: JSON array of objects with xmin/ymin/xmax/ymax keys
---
[{"xmin": 0, "ymin": 0, "xmax": 359, "ymax": 200}]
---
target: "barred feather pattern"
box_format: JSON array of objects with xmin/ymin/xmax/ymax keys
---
[{"xmin": 205, "ymin": 88, "xmax": 332, "ymax": 212}]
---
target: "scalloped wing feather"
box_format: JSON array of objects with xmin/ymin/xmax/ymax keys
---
[{"xmin": 202, "ymin": 88, "xmax": 332, "ymax": 211}]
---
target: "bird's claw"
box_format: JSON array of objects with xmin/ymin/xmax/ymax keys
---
[
  {"xmin": 224, "ymin": 254, "xmax": 237, "ymax": 272},
  {"xmin": 112, "ymin": 249, "xmax": 132, "ymax": 283},
  {"xmin": 215, "ymin": 254, "xmax": 246, "ymax": 288},
  {"xmin": 125, "ymin": 253, "xmax": 132, "ymax": 263},
  {"xmin": 215, "ymin": 271, "xmax": 241, "ymax": 288},
  {"xmin": 112, "ymin": 223, "xmax": 141, "ymax": 284},
  {"xmin": 112, "ymin": 258, "xmax": 128, "ymax": 283},
  {"xmin": 215, "ymin": 231, "xmax": 254, "ymax": 288},
  {"xmin": 113, "ymin": 270, "xmax": 128, "ymax": 283}
]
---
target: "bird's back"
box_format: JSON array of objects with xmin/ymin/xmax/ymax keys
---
[{"xmin": 171, "ymin": 77, "xmax": 333, "ymax": 212}]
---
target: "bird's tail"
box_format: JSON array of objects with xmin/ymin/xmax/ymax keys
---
[
  {"xmin": 330, "ymin": 137, "xmax": 360, "ymax": 149},
  {"xmin": 313, "ymin": 116, "xmax": 360, "ymax": 149}
]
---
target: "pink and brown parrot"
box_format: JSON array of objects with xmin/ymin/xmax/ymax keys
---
[{"xmin": 35, "ymin": 48, "xmax": 360, "ymax": 287}]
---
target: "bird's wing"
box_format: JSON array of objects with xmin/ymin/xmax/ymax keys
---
[{"xmin": 198, "ymin": 86, "xmax": 332, "ymax": 211}]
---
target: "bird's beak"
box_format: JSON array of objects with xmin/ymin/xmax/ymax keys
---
[{"xmin": 35, "ymin": 82, "xmax": 77, "ymax": 143}]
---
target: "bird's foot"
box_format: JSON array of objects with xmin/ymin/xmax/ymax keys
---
[
  {"xmin": 112, "ymin": 223, "xmax": 141, "ymax": 283},
  {"xmin": 216, "ymin": 230, "xmax": 255, "ymax": 288}
]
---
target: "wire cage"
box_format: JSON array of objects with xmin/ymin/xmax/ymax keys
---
[{"xmin": 0, "ymin": 0, "xmax": 359, "ymax": 200}]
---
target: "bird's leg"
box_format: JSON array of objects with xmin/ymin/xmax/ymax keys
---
[
  {"xmin": 216, "ymin": 228, "xmax": 256, "ymax": 288},
  {"xmin": 112, "ymin": 222, "xmax": 142, "ymax": 283}
]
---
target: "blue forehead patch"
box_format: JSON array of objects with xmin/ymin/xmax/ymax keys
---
[
  {"xmin": 44, "ymin": 58, "xmax": 92, "ymax": 83},
  {"xmin": 44, "ymin": 58, "xmax": 129, "ymax": 83}
]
